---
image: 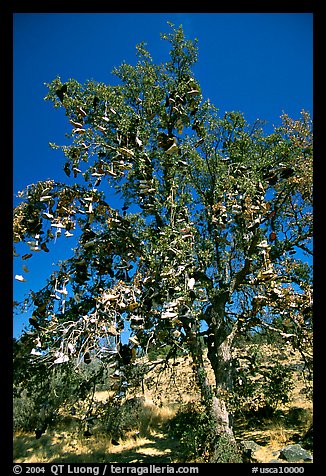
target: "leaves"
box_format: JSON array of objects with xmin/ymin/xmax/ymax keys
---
[{"xmin": 55, "ymin": 83, "xmax": 67, "ymax": 102}]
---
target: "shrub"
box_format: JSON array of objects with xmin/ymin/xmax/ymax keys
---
[
  {"xmin": 167, "ymin": 401, "xmax": 242, "ymax": 462},
  {"xmin": 210, "ymin": 433, "xmax": 243, "ymax": 463},
  {"xmin": 13, "ymin": 390, "xmax": 39, "ymax": 432},
  {"xmin": 167, "ymin": 402, "xmax": 211, "ymax": 461},
  {"xmin": 102, "ymin": 396, "xmax": 162, "ymax": 439},
  {"xmin": 229, "ymin": 346, "xmax": 294, "ymax": 416},
  {"xmin": 264, "ymin": 363, "xmax": 294, "ymax": 411}
]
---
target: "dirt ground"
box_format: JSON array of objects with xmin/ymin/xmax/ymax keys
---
[{"xmin": 13, "ymin": 345, "xmax": 313, "ymax": 463}]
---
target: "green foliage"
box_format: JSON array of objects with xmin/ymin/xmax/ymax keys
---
[
  {"xmin": 167, "ymin": 402, "xmax": 242, "ymax": 462},
  {"xmin": 147, "ymin": 344, "xmax": 172, "ymax": 361},
  {"xmin": 13, "ymin": 390, "xmax": 40, "ymax": 432},
  {"xmin": 102, "ymin": 397, "xmax": 145, "ymax": 439},
  {"xmin": 167, "ymin": 402, "xmax": 215, "ymax": 461},
  {"xmin": 264, "ymin": 363, "xmax": 294, "ymax": 410},
  {"xmin": 229, "ymin": 346, "xmax": 294, "ymax": 415},
  {"xmin": 210, "ymin": 434, "xmax": 243, "ymax": 463},
  {"xmin": 13, "ymin": 336, "xmax": 109, "ymax": 431},
  {"xmin": 13, "ymin": 366, "xmax": 77, "ymax": 431}
]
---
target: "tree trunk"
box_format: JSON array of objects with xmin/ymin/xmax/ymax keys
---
[
  {"xmin": 205, "ymin": 309, "xmax": 241, "ymax": 462},
  {"xmin": 187, "ymin": 309, "xmax": 236, "ymax": 437},
  {"xmin": 184, "ymin": 294, "xmax": 240, "ymax": 461},
  {"xmin": 208, "ymin": 332, "xmax": 235, "ymax": 436},
  {"xmin": 205, "ymin": 296, "xmax": 237, "ymax": 437}
]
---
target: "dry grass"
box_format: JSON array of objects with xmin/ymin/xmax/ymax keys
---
[
  {"xmin": 13, "ymin": 394, "xmax": 179, "ymax": 464},
  {"xmin": 13, "ymin": 427, "xmax": 180, "ymax": 464},
  {"xmin": 234, "ymin": 387, "xmax": 313, "ymax": 463},
  {"xmin": 13, "ymin": 345, "xmax": 313, "ymax": 464}
]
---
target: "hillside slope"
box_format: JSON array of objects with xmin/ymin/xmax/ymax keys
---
[{"xmin": 13, "ymin": 343, "xmax": 312, "ymax": 463}]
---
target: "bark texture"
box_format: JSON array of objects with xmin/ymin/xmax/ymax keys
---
[{"xmin": 188, "ymin": 304, "xmax": 237, "ymax": 438}]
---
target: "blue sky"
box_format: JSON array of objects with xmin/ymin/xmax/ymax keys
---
[{"xmin": 13, "ymin": 12, "xmax": 313, "ymax": 338}]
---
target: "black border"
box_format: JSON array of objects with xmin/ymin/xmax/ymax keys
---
[{"xmin": 3, "ymin": 2, "xmax": 320, "ymax": 473}]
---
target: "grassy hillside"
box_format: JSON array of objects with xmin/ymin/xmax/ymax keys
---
[{"xmin": 13, "ymin": 343, "xmax": 312, "ymax": 463}]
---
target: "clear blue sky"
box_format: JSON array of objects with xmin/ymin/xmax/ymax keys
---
[{"xmin": 13, "ymin": 12, "xmax": 313, "ymax": 338}]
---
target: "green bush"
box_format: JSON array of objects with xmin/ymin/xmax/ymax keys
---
[
  {"xmin": 167, "ymin": 402, "xmax": 214, "ymax": 461},
  {"xmin": 264, "ymin": 363, "xmax": 294, "ymax": 411},
  {"xmin": 167, "ymin": 402, "xmax": 241, "ymax": 462},
  {"xmin": 13, "ymin": 390, "xmax": 39, "ymax": 432},
  {"xmin": 101, "ymin": 396, "xmax": 146, "ymax": 439},
  {"xmin": 210, "ymin": 433, "xmax": 243, "ymax": 463},
  {"xmin": 13, "ymin": 359, "xmax": 98, "ymax": 432},
  {"xmin": 229, "ymin": 347, "xmax": 294, "ymax": 416}
]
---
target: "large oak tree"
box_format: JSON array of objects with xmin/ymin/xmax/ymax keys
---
[{"xmin": 13, "ymin": 24, "xmax": 312, "ymax": 456}]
